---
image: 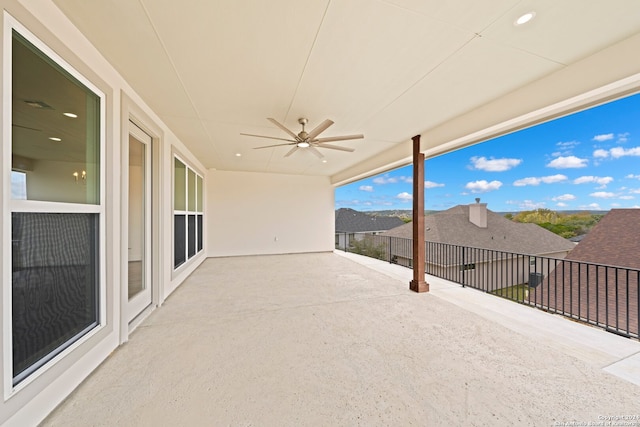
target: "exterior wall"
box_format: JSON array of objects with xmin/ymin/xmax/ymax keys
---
[
  {"xmin": 207, "ymin": 170, "xmax": 334, "ymax": 257},
  {"xmin": 0, "ymin": 2, "xmax": 206, "ymax": 425}
]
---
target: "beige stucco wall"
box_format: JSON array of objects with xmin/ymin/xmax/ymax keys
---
[
  {"xmin": 1, "ymin": 2, "xmax": 207, "ymax": 425},
  {"xmin": 207, "ymin": 170, "xmax": 335, "ymax": 257}
]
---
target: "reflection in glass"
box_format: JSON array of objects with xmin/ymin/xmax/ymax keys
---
[
  {"xmin": 188, "ymin": 169, "xmax": 196, "ymax": 211},
  {"xmin": 12, "ymin": 31, "xmax": 100, "ymax": 204},
  {"xmin": 128, "ymin": 136, "xmax": 145, "ymax": 299},
  {"xmin": 174, "ymin": 158, "xmax": 186, "ymax": 211},
  {"xmin": 197, "ymin": 175, "xmax": 203, "ymax": 212}
]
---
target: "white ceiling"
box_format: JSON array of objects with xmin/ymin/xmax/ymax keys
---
[{"xmin": 52, "ymin": 0, "xmax": 640, "ymax": 183}]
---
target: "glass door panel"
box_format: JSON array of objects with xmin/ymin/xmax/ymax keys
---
[{"xmin": 127, "ymin": 123, "xmax": 152, "ymax": 320}]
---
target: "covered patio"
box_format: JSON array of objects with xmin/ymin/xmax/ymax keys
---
[{"xmin": 44, "ymin": 252, "xmax": 640, "ymax": 426}]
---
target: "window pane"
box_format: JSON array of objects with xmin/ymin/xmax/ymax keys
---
[
  {"xmin": 196, "ymin": 175, "xmax": 203, "ymax": 213},
  {"xmin": 174, "ymin": 158, "xmax": 186, "ymax": 211},
  {"xmin": 197, "ymin": 214, "xmax": 203, "ymax": 252},
  {"xmin": 12, "ymin": 213, "xmax": 99, "ymax": 383},
  {"xmin": 174, "ymin": 215, "xmax": 186, "ymax": 268},
  {"xmin": 11, "ymin": 170, "xmax": 27, "ymax": 199},
  {"xmin": 188, "ymin": 169, "xmax": 196, "ymax": 211},
  {"xmin": 12, "ymin": 32, "xmax": 100, "ymax": 204},
  {"xmin": 188, "ymin": 214, "xmax": 196, "ymax": 258}
]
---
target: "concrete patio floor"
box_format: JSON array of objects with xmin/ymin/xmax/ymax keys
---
[{"xmin": 43, "ymin": 252, "xmax": 640, "ymax": 426}]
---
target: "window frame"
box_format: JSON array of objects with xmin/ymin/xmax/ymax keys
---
[
  {"xmin": 3, "ymin": 15, "xmax": 107, "ymax": 395},
  {"xmin": 172, "ymin": 153, "xmax": 204, "ymax": 271}
]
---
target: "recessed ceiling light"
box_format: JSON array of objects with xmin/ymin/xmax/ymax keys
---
[
  {"xmin": 24, "ymin": 100, "xmax": 53, "ymax": 109},
  {"xmin": 322, "ymin": 159, "xmax": 327, "ymax": 163},
  {"xmin": 514, "ymin": 11, "xmax": 535, "ymax": 26},
  {"xmin": 235, "ymin": 153, "xmax": 242, "ymax": 157},
  {"xmin": 49, "ymin": 137, "xmax": 62, "ymax": 142},
  {"xmin": 63, "ymin": 112, "xmax": 78, "ymax": 118}
]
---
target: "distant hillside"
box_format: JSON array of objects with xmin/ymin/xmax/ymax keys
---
[
  {"xmin": 341, "ymin": 209, "xmax": 609, "ymax": 219},
  {"xmin": 359, "ymin": 209, "xmax": 439, "ymax": 218}
]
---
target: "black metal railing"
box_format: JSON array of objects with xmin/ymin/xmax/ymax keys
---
[{"xmin": 335, "ymin": 232, "xmax": 639, "ymax": 339}]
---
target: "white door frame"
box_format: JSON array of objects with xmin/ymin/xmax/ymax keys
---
[{"xmin": 126, "ymin": 121, "xmax": 153, "ymax": 322}]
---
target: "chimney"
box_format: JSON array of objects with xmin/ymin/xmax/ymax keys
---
[{"xmin": 469, "ymin": 198, "xmax": 487, "ymax": 228}]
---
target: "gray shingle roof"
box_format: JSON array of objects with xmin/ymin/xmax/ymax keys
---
[
  {"xmin": 335, "ymin": 208, "xmax": 405, "ymax": 233},
  {"xmin": 381, "ymin": 204, "xmax": 575, "ymax": 255}
]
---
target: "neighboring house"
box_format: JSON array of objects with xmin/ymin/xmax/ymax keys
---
[
  {"xmin": 380, "ymin": 201, "xmax": 575, "ymax": 289},
  {"xmin": 335, "ymin": 208, "xmax": 405, "ymax": 249},
  {"xmin": 532, "ymin": 209, "xmax": 640, "ymax": 337}
]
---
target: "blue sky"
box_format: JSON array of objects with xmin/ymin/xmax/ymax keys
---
[{"xmin": 336, "ymin": 93, "xmax": 640, "ymax": 212}]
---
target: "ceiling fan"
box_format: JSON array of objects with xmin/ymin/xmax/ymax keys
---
[{"xmin": 240, "ymin": 118, "xmax": 364, "ymax": 158}]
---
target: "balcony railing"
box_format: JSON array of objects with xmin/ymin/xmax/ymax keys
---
[{"xmin": 335, "ymin": 232, "xmax": 639, "ymax": 339}]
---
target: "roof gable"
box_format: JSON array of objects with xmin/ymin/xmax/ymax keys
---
[{"xmin": 382, "ymin": 204, "xmax": 574, "ymax": 255}]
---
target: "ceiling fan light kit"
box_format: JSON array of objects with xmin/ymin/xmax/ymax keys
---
[{"xmin": 240, "ymin": 117, "xmax": 364, "ymax": 158}]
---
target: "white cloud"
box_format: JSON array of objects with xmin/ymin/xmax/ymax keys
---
[
  {"xmin": 518, "ymin": 200, "xmax": 546, "ymax": 210},
  {"xmin": 589, "ymin": 191, "xmax": 616, "ymax": 198},
  {"xmin": 610, "ymin": 146, "xmax": 640, "ymax": 158},
  {"xmin": 552, "ymin": 194, "xmax": 576, "ymax": 201},
  {"xmin": 546, "ymin": 155, "xmax": 588, "ymax": 169},
  {"xmin": 372, "ymin": 174, "xmax": 411, "ymax": 184},
  {"xmin": 556, "ymin": 202, "xmax": 568, "ymax": 208},
  {"xmin": 543, "ymin": 174, "xmax": 569, "ymax": 183},
  {"xmin": 592, "ymin": 133, "xmax": 614, "ymax": 142},
  {"xmin": 618, "ymin": 132, "xmax": 630, "ymax": 143},
  {"xmin": 424, "ymin": 180, "xmax": 444, "ymax": 189},
  {"xmin": 573, "ymin": 176, "xmax": 613, "ymax": 186},
  {"xmin": 556, "ymin": 141, "xmax": 580, "ymax": 149},
  {"xmin": 372, "ymin": 176, "xmax": 397, "ymax": 184},
  {"xmin": 513, "ymin": 174, "xmax": 567, "ymax": 186},
  {"xmin": 358, "ymin": 185, "xmax": 373, "ymax": 192},
  {"xmin": 630, "ymin": 189, "xmax": 640, "ymax": 194},
  {"xmin": 470, "ymin": 156, "xmax": 522, "ymax": 172},
  {"xmin": 465, "ymin": 180, "xmax": 502, "ymax": 193},
  {"xmin": 619, "ymin": 196, "xmax": 635, "ymax": 200},
  {"xmin": 627, "ymin": 174, "xmax": 640, "ymax": 180},
  {"xmin": 593, "ymin": 149, "xmax": 609, "ymax": 158},
  {"xmin": 396, "ymin": 192, "xmax": 412, "ymax": 202}
]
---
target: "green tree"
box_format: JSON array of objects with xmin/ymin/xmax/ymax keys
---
[
  {"xmin": 350, "ymin": 236, "xmax": 388, "ymax": 261},
  {"xmin": 508, "ymin": 209, "xmax": 604, "ymax": 238}
]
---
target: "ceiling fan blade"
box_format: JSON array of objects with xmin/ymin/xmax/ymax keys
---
[
  {"xmin": 314, "ymin": 134, "xmax": 364, "ymax": 143},
  {"xmin": 308, "ymin": 146, "xmax": 325, "ymax": 159},
  {"xmin": 284, "ymin": 146, "xmax": 299, "ymax": 157},
  {"xmin": 315, "ymin": 144, "xmax": 355, "ymax": 152},
  {"xmin": 253, "ymin": 142, "xmax": 296, "ymax": 149},
  {"xmin": 267, "ymin": 118, "xmax": 299, "ymax": 140},
  {"xmin": 240, "ymin": 133, "xmax": 296, "ymax": 143},
  {"xmin": 306, "ymin": 119, "xmax": 334, "ymax": 140}
]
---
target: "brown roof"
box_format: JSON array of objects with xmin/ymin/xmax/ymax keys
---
[
  {"xmin": 530, "ymin": 209, "xmax": 640, "ymax": 337},
  {"xmin": 381, "ymin": 204, "xmax": 575, "ymax": 256},
  {"xmin": 565, "ymin": 209, "xmax": 640, "ymax": 269}
]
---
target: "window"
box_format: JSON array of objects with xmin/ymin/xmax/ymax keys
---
[
  {"xmin": 173, "ymin": 157, "xmax": 203, "ymax": 269},
  {"xmin": 461, "ymin": 263, "xmax": 476, "ymax": 271},
  {"xmin": 10, "ymin": 29, "xmax": 103, "ymax": 384}
]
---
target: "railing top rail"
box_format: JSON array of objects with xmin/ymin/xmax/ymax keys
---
[{"xmin": 336, "ymin": 232, "xmax": 640, "ymax": 273}]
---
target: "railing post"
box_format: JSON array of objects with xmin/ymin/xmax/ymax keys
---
[{"xmin": 461, "ymin": 246, "xmax": 465, "ymax": 288}]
